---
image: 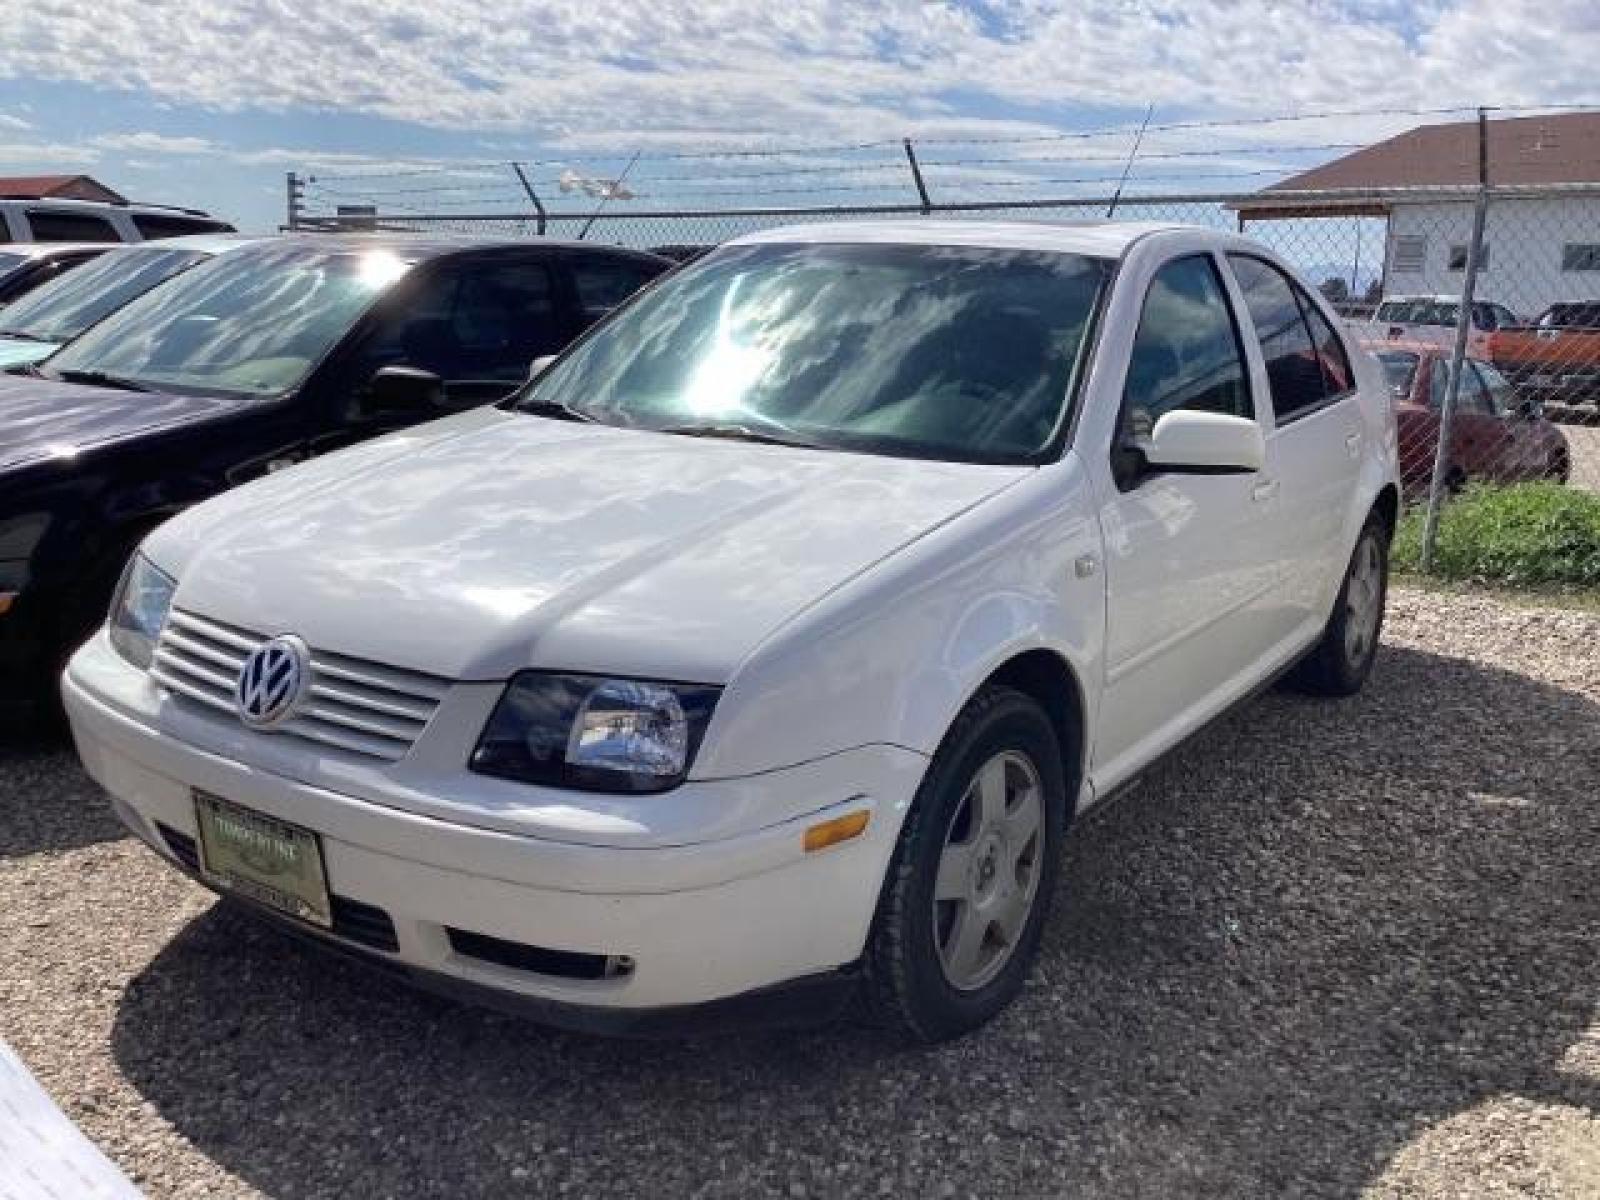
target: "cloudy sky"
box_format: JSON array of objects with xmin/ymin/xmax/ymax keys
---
[{"xmin": 1, "ymin": 0, "xmax": 1598, "ymax": 231}]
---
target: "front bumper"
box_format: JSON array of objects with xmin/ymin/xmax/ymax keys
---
[{"xmin": 64, "ymin": 632, "xmax": 926, "ymax": 1019}]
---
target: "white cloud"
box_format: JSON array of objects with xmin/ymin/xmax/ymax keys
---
[
  {"xmin": 0, "ymin": 113, "xmax": 32, "ymax": 131},
  {"xmin": 1, "ymin": 0, "xmax": 1597, "ymax": 200},
  {"xmin": 90, "ymin": 131, "xmax": 215, "ymax": 154}
]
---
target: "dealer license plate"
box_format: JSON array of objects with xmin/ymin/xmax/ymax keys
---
[{"xmin": 193, "ymin": 791, "xmax": 332, "ymax": 928}]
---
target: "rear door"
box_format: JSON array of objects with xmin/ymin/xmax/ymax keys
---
[
  {"xmin": 1226, "ymin": 254, "xmax": 1364, "ymax": 633},
  {"xmin": 565, "ymin": 252, "xmax": 666, "ymax": 328}
]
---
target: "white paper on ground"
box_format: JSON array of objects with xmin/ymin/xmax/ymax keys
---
[{"xmin": 0, "ymin": 1038, "xmax": 143, "ymax": 1200}]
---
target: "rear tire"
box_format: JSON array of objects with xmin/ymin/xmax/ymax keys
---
[
  {"xmin": 863, "ymin": 686, "xmax": 1069, "ymax": 1043},
  {"xmin": 1290, "ymin": 514, "xmax": 1389, "ymax": 697}
]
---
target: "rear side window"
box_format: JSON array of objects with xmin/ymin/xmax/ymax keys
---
[
  {"xmin": 1303, "ymin": 303, "xmax": 1354, "ymax": 397},
  {"xmin": 571, "ymin": 257, "xmax": 662, "ymax": 319},
  {"xmin": 1121, "ymin": 254, "xmax": 1252, "ymax": 442},
  {"xmin": 132, "ymin": 213, "xmax": 234, "ymax": 239},
  {"xmin": 1228, "ymin": 255, "xmax": 1342, "ymax": 423},
  {"xmin": 25, "ymin": 210, "xmax": 120, "ymax": 242}
]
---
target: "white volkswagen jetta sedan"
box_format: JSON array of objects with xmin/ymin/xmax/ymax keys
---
[{"xmin": 65, "ymin": 222, "xmax": 1398, "ymax": 1041}]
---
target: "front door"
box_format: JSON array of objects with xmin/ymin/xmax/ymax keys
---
[{"xmin": 1095, "ymin": 253, "xmax": 1280, "ymax": 784}]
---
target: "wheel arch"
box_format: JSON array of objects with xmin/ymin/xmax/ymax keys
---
[
  {"xmin": 1372, "ymin": 482, "xmax": 1399, "ymax": 537},
  {"xmin": 959, "ymin": 646, "xmax": 1089, "ymax": 815}
]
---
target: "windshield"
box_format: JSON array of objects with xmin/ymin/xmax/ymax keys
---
[
  {"xmin": 1539, "ymin": 303, "xmax": 1600, "ymax": 329},
  {"xmin": 0, "ymin": 251, "xmax": 26, "ymax": 280},
  {"xmin": 1375, "ymin": 351, "xmax": 1420, "ymax": 397},
  {"xmin": 0, "ymin": 246, "xmax": 204, "ymax": 343},
  {"xmin": 45, "ymin": 244, "xmax": 412, "ymax": 397},
  {"xmin": 519, "ymin": 241, "xmax": 1109, "ymax": 464}
]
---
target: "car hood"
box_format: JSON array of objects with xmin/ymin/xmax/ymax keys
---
[
  {"xmin": 0, "ymin": 373, "xmax": 250, "ymax": 474},
  {"xmin": 153, "ymin": 407, "xmax": 1031, "ymax": 682},
  {"xmin": 0, "ymin": 337, "xmax": 59, "ymax": 370}
]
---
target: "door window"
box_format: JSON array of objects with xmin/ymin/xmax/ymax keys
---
[
  {"xmin": 25, "ymin": 210, "xmax": 120, "ymax": 242},
  {"xmin": 1428, "ymin": 361, "xmax": 1493, "ymax": 414},
  {"xmin": 571, "ymin": 256, "xmax": 662, "ymax": 321},
  {"xmin": 1120, "ymin": 254, "xmax": 1252, "ymax": 445},
  {"xmin": 1228, "ymin": 255, "xmax": 1341, "ymax": 423},
  {"xmin": 334, "ymin": 256, "xmax": 566, "ymax": 415}
]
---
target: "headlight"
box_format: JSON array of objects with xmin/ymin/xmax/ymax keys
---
[
  {"xmin": 470, "ymin": 673, "xmax": 720, "ymax": 793},
  {"xmin": 108, "ymin": 554, "xmax": 176, "ymax": 670}
]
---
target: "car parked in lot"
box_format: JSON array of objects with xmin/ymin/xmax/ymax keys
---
[
  {"xmin": 0, "ymin": 243, "xmax": 108, "ymax": 307},
  {"xmin": 0, "ymin": 235, "xmax": 262, "ymax": 370},
  {"xmin": 1368, "ymin": 294, "xmax": 1520, "ymax": 356},
  {"xmin": 1366, "ymin": 340, "xmax": 1570, "ymax": 491},
  {"xmin": 64, "ymin": 221, "xmax": 1399, "ymax": 1041},
  {"xmin": 1482, "ymin": 301, "xmax": 1600, "ymax": 409},
  {"xmin": 0, "ymin": 235, "xmax": 669, "ymax": 721},
  {"xmin": 0, "ymin": 196, "xmax": 233, "ymax": 244}
]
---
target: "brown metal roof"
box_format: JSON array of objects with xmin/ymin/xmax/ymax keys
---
[
  {"xmin": 1261, "ymin": 113, "xmax": 1600, "ymax": 193},
  {"xmin": 0, "ymin": 175, "xmax": 126, "ymax": 203}
]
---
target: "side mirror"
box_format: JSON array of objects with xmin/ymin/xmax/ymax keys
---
[
  {"xmin": 1143, "ymin": 410, "xmax": 1265, "ymax": 474},
  {"xmin": 361, "ymin": 365, "xmax": 444, "ymax": 419},
  {"xmin": 528, "ymin": 354, "xmax": 558, "ymax": 381}
]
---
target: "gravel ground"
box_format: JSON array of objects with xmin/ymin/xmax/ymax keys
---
[{"xmin": 1, "ymin": 584, "xmax": 1597, "ymax": 1199}]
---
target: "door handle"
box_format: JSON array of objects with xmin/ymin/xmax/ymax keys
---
[
  {"xmin": 1345, "ymin": 431, "xmax": 1361, "ymax": 458},
  {"xmin": 1251, "ymin": 479, "xmax": 1279, "ymax": 503}
]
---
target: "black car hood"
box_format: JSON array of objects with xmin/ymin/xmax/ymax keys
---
[{"xmin": 0, "ymin": 375, "xmax": 253, "ymax": 475}]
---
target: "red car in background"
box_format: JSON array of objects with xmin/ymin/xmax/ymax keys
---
[{"xmin": 1363, "ymin": 340, "xmax": 1571, "ymax": 493}]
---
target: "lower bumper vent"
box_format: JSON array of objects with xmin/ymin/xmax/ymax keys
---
[{"xmin": 446, "ymin": 927, "xmax": 632, "ymax": 981}]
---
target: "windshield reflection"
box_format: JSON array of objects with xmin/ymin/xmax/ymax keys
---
[
  {"xmin": 521, "ymin": 242, "xmax": 1110, "ymax": 464},
  {"xmin": 45, "ymin": 245, "xmax": 412, "ymax": 398}
]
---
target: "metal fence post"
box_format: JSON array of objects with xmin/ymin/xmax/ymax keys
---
[
  {"xmin": 903, "ymin": 138, "xmax": 932, "ymax": 214},
  {"xmin": 1420, "ymin": 108, "xmax": 1491, "ymax": 573},
  {"xmin": 509, "ymin": 163, "xmax": 547, "ymax": 236}
]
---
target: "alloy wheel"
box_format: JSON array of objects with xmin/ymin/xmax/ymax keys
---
[{"xmin": 932, "ymin": 750, "xmax": 1045, "ymax": 992}]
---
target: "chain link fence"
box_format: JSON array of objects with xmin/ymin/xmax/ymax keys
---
[{"xmin": 291, "ymin": 148, "xmax": 1600, "ymax": 540}]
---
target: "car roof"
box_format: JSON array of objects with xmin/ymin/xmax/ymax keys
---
[
  {"xmin": 728, "ymin": 219, "xmax": 1195, "ymax": 258},
  {"xmin": 0, "ymin": 242, "xmax": 111, "ymax": 260},
  {"xmin": 1359, "ymin": 338, "xmax": 1496, "ymax": 366},
  {"xmin": 135, "ymin": 232, "xmax": 270, "ymax": 255},
  {"xmin": 248, "ymin": 232, "xmax": 669, "ymax": 264}
]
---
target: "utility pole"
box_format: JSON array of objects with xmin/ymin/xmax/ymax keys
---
[{"xmin": 285, "ymin": 172, "xmax": 305, "ymax": 231}]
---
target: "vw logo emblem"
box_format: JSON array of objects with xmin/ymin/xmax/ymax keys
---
[{"xmin": 234, "ymin": 635, "xmax": 311, "ymax": 729}]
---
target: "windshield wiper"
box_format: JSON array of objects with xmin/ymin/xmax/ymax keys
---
[
  {"xmin": 0, "ymin": 328, "xmax": 50, "ymax": 342},
  {"xmin": 48, "ymin": 369, "xmax": 153, "ymax": 393},
  {"xmin": 658, "ymin": 421, "xmax": 821, "ymax": 449},
  {"xmin": 516, "ymin": 397, "xmax": 598, "ymax": 423}
]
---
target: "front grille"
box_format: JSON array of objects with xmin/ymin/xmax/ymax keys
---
[
  {"xmin": 446, "ymin": 927, "xmax": 631, "ymax": 981},
  {"xmin": 156, "ymin": 823, "xmax": 400, "ymax": 953},
  {"xmin": 151, "ymin": 608, "xmax": 448, "ymax": 762}
]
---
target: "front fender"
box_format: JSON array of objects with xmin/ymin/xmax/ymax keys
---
[{"xmin": 695, "ymin": 460, "xmax": 1105, "ymax": 802}]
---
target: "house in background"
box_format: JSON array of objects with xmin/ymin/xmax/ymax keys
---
[
  {"xmin": 0, "ymin": 175, "xmax": 127, "ymax": 204},
  {"xmin": 1233, "ymin": 113, "xmax": 1600, "ymax": 319}
]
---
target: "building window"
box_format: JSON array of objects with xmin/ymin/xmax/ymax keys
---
[
  {"xmin": 1390, "ymin": 234, "xmax": 1426, "ymax": 273},
  {"xmin": 1447, "ymin": 243, "xmax": 1488, "ymax": 271},
  {"xmin": 1562, "ymin": 243, "xmax": 1600, "ymax": 272}
]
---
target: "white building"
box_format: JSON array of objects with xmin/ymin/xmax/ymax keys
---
[{"xmin": 1234, "ymin": 113, "xmax": 1600, "ymax": 320}]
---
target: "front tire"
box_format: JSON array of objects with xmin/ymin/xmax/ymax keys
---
[
  {"xmin": 1290, "ymin": 514, "xmax": 1389, "ymax": 697},
  {"xmin": 863, "ymin": 686, "xmax": 1069, "ymax": 1043}
]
